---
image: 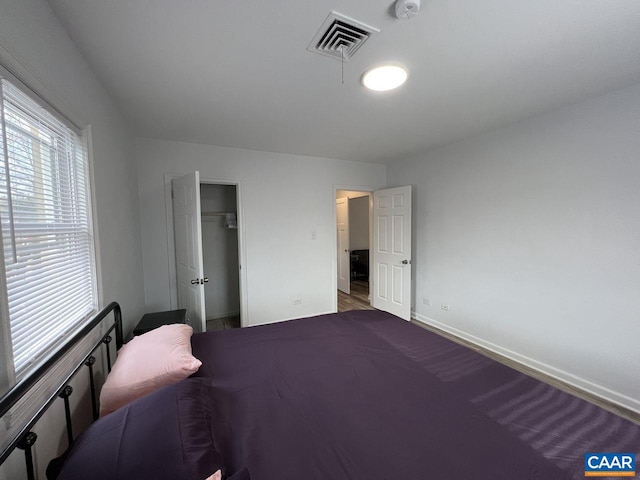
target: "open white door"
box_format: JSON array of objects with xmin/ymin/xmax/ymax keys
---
[
  {"xmin": 172, "ymin": 171, "xmax": 206, "ymax": 333},
  {"xmin": 336, "ymin": 197, "xmax": 350, "ymax": 294},
  {"xmin": 372, "ymin": 186, "xmax": 412, "ymax": 320}
]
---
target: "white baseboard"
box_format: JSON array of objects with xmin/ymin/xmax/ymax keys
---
[{"xmin": 412, "ymin": 311, "xmax": 640, "ymax": 415}]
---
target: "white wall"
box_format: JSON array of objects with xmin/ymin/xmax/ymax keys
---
[
  {"xmin": 0, "ymin": 1, "xmax": 145, "ymax": 478},
  {"xmin": 336, "ymin": 190, "xmax": 370, "ymax": 199},
  {"xmin": 136, "ymin": 138, "xmax": 386, "ymax": 326},
  {"xmin": 0, "ymin": 0, "xmax": 145, "ymax": 331},
  {"xmin": 387, "ymin": 82, "xmax": 640, "ymax": 413},
  {"xmin": 349, "ymin": 196, "xmax": 370, "ymax": 251},
  {"xmin": 200, "ymin": 184, "xmax": 240, "ymax": 319}
]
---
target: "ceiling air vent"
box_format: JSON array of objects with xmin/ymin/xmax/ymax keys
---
[{"xmin": 307, "ymin": 11, "xmax": 379, "ymax": 62}]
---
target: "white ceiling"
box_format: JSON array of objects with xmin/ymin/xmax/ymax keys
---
[{"xmin": 47, "ymin": 0, "xmax": 640, "ymax": 164}]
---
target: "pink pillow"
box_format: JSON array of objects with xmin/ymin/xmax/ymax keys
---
[{"xmin": 99, "ymin": 324, "xmax": 202, "ymax": 416}]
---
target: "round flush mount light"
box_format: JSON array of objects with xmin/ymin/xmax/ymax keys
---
[{"xmin": 361, "ymin": 65, "xmax": 408, "ymax": 91}]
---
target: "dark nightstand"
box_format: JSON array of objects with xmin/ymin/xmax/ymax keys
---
[{"xmin": 133, "ymin": 309, "xmax": 187, "ymax": 336}]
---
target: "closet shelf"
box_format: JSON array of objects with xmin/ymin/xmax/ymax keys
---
[{"xmin": 202, "ymin": 211, "xmax": 237, "ymax": 229}]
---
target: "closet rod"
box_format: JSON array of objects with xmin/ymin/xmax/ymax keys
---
[{"xmin": 201, "ymin": 211, "xmax": 230, "ymax": 217}]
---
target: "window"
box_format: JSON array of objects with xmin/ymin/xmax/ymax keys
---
[{"xmin": 0, "ymin": 77, "xmax": 97, "ymax": 386}]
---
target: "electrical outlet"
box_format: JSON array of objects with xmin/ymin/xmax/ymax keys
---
[
  {"xmin": 293, "ymin": 298, "xmax": 302, "ymax": 305},
  {"xmin": 441, "ymin": 304, "xmax": 450, "ymax": 311},
  {"xmin": 422, "ymin": 298, "xmax": 431, "ymax": 306}
]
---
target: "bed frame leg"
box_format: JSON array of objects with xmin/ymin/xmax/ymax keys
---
[
  {"xmin": 17, "ymin": 432, "xmax": 37, "ymax": 480},
  {"xmin": 103, "ymin": 335, "xmax": 113, "ymax": 373},
  {"xmin": 59, "ymin": 386, "xmax": 74, "ymax": 447},
  {"xmin": 85, "ymin": 356, "xmax": 99, "ymax": 421}
]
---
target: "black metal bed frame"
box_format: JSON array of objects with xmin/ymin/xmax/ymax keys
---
[{"xmin": 0, "ymin": 302, "xmax": 123, "ymax": 480}]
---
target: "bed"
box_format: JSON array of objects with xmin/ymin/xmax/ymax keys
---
[
  {"xmin": 188, "ymin": 310, "xmax": 640, "ymax": 479},
  {"xmin": 3, "ymin": 307, "xmax": 639, "ymax": 479}
]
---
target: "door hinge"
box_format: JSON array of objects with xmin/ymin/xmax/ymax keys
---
[{"xmin": 171, "ymin": 189, "xmax": 174, "ymax": 199}]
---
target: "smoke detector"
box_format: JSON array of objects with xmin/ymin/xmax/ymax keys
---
[{"xmin": 395, "ymin": 0, "xmax": 421, "ymax": 19}]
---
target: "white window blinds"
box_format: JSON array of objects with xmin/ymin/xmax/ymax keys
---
[{"xmin": 0, "ymin": 78, "xmax": 97, "ymax": 379}]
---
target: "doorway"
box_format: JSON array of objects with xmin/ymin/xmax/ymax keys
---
[
  {"xmin": 169, "ymin": 171, "xmax": 245, "ymax": 332},
  {"xmin": 200, "ymin": 183, "xmax": 241, "ymax": 331},
  {"xmin": 336, "ymin": 190, "xmax": 375, "ymax": 312}
]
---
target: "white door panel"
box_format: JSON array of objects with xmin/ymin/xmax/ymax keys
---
[
  {"xmin": 336, "ymin": 197, "xmax": 350, "ymax": 294},
  {"xmin": 377, "ymin": 263, "xmax": 388, "ymax": 300},
  {"xmin": 172, "ymin": 171, "xmax": 206, "ymax": 333},
  {"xmin": 373, "ymin": 186, "xmax": 412, "ymax": 320}
]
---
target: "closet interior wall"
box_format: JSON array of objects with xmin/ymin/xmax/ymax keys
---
[{"xmin": 200, "ymin": 184, "xmax": 240, "ymax": 321}]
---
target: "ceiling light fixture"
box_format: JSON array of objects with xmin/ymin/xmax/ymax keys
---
[{"xmin": 361, "ymin": 65, "xmax": 408, "ymax": 91}]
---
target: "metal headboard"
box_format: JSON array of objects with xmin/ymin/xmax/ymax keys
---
[{"xmin": 0, "ymin": 301, "xmax": 123, "ymax": 479}]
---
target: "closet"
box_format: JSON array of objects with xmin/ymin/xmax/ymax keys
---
[{"xmin": 200, "ymin": 184, "xmax": 240, "ymax": 330}]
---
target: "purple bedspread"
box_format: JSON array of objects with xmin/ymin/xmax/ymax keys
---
[{"xmin": 191, "ymin": 310, "xmax": 640, "ymax": 480}]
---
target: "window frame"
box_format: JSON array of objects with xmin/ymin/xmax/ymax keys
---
[{"xmin": 0, "ymin": 68, "xmax": 101, "ymax": 390}]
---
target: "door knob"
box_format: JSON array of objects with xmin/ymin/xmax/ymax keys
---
[
  {"xmin": 191, "ymin": 279, "xmax": 199, "ymax": 285},
  {"xmin": 202, "ymin": 277, "xmax": 209, "ymax": 284},
  {"xmin": 401, "ymin": 259, "xmax": 411, "ymax": 265}
]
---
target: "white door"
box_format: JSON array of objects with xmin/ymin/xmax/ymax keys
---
[
  {"xmin": 372, "ymin": 186, "xmax": 412, "ymax": 320},
  {"xmin": 172, "ymin": 171, "xmax": 206, "ymax": 333},
  {"xmin": 336, "ymin": 197, "xmax": 350, "ymax": 294}
]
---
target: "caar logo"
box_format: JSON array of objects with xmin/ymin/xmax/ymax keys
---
[{"xmin": 584, "ymin": 453, "xmax": 635, "ymax": 477}]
